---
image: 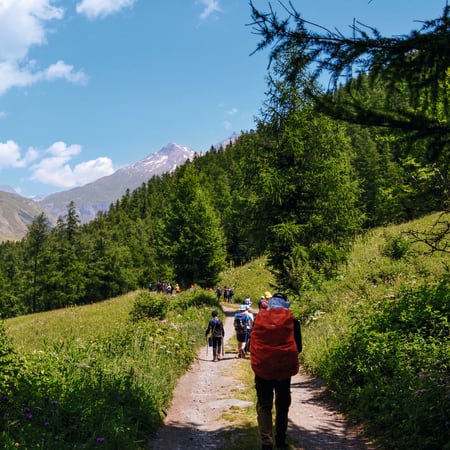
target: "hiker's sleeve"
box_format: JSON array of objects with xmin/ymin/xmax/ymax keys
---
[
  {"xmin": 205, "ymin": 322, "xmax": 211, "ymax": 336},
  {"xmin": 294, "ymin": 319, "xmax": 302, "ymax": 353}
]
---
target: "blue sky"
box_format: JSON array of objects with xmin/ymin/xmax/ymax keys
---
[{"xmin": 0, "ymin": 0, "xmax": 445, "ymax": 198}]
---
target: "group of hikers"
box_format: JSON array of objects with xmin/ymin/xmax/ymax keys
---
[
  {"xmin": 204, "ymin": 291, "xmax": 302, "ymax": 450},
  {"xmin": 215, "ymin": 285, "xmax": 235, "ymax": 303},
  {"xmin": 148, "ymin": 280, "xmax": 180, "ymax": 294}
]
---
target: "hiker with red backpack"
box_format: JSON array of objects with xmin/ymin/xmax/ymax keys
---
[{"xmin": 250, "ymin": 293, "xmax": 302, "ymax": 450}]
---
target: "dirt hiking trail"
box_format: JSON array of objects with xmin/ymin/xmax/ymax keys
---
[{"xmin": 148, "ymin": 306, "xmax": 376, "ymax": 450}]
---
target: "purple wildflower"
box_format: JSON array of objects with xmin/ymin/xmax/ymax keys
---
[{"xmin": 96, "ymin": 437, "xmax": 105, "ymax": 443}]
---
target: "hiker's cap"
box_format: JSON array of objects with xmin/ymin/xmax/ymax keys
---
[
  {"xmin": 268, "ymin": 293, "xmax": 291, "ymax": 310},
  {"xmin": 239, "ymin": 304, "xmax": 247, "ymax": 311},
  {"xmin": 264, "ymin": 291, "xmax": 272, "ymax": 299}
]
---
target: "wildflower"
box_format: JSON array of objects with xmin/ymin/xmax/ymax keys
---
[
  {"xmin": 2, "ymin": 395, "xmax": 9, "ymax": 402},
  {"xmin": 96, "ymin": 437, "xmax": 105, "ymax": 443},
  {"xmin": 4, "ymin": 412, "xmax": 10, "ymax": 417},
  {"xmin": 51, "ymin": 400, "xmax": 58, "ymax": 406},
  {"xmin": 25, "ymin": 413, "xmax": 33, "ymax": 420},
  {"xmin": 23, "ymin": 406, "xmax": 31, "ymax": 413}
]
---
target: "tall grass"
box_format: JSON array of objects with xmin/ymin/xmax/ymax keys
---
[
  {"xmin": 6, "ymin": 292, "xmax": 136, "ymax": 352},
  {"xmin": 292, "ymin": 212, "xmax": 450, "ymax": 450},
  {"xmin": 2, "ymin": 289, "xmax": 219, "ymax": 449}
]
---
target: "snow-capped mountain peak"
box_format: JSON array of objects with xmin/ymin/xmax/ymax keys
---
[{"xmin": 39, "ymin": 143, "xmax": 197, "ymax": 223}]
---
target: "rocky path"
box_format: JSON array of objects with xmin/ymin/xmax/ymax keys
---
[{"xmin": 147, "ymin": 307, "xmax": 376, "ymax": 450}]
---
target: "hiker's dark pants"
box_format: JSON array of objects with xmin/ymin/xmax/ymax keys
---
[
  {"xmin": 212, "ymin": 336, "xmax": 222, "ymax": 357},
  {"xmin": 255, "ymin": 376, "xmax": 291, "ymax": 447}
]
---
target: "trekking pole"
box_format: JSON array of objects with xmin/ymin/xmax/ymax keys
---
[
  {"xmin": 222, "ymin": 337, "xmax": 224, "ymax": 357},
  {"xmin": 206, "ymin": 336, "xmax": 209, "ymax": 357}
]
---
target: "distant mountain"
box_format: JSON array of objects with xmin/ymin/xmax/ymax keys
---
[
  {"xmin": 39, "ymin": 143, "xmax": 196, "ymax": 223},
  {"xmin": 0, "ymin": 185, "xmax": 18, "ymax": 194},
  {"xmin": 0, "ymin": 191, "xmax": 55, "ymax": 241},
  {"xmin": 212, "ymin": 132, "xmax": 240, "ymax": 150}
]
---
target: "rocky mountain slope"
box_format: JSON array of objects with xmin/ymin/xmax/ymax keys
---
[{"xmin": 0, "ymin": 191, "xmax": 55, "ymax": 241}]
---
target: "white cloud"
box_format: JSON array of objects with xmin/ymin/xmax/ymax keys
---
[
  {"xmin": 197, "ymin": 0, "xmax": 222, "ymax": 20},
  {"xmin": 0, "ymin": 0, "xmax": 63, "ymax": 62},
  {"xmin": 0, "ymin": 140, "xmax": 26, "ymax": 168},
  {"xmin": 0, "ymin": 140, "xmax": 39, "ymax": 170},
  {"xmin": 227, "ymin": 107, "xmax": 238, "ymax": 116},
  {"xmin": 223, "ymin": 120, "xmax": 232, "ymax": 130},
  {"xmin": 0, "ymin": 60, "xmax": 87, "ymax": 96},
  {"xmin": 0, "ymin": 1, "xmax": 88, "ymax": 95},
  {"xmin": 30, "ymin": 141, "xmax": 114, "ymax": 188},
  {"xmin": 71, "ymin": 157, "xmax": 115, "ymax": 185},
  {"xmin": 76, "ymin": 0, "xmax": 135, "ymax": 19},
  {"xmin": 44, "ymin": 60, "xmax": 88, "ymax": 84}
]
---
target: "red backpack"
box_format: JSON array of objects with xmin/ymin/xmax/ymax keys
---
[{"xmin": 250, "ymin": 307, "xmax": 299, "ymax": 381}]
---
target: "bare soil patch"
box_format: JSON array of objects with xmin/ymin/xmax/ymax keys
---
[{"xmin": 147, "ymin": 307, "xmax": 376, "ymax": 450}]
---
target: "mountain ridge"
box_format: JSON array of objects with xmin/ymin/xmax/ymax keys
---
[
  {"xmin": 0, "ymin": 143, "xmax": 196, "ymax": 240},
  {"xmin": 38, "ymin": 142, "xmax": 196, "ymax": 223}
]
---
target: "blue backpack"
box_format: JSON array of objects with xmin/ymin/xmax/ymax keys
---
[{"xmin": 234, "ymin": 312, "xmax": 247, "ymax": 334}]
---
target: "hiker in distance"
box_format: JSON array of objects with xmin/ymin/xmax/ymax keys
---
[
  {"xmin": 250, "ymin": 293, "xmax": 302, "ymax": 450},
  {"xmin": 205, "ymin": 310, "xmax": 225, "ymax": 362},
  {"xmin": 234, "ymin": 304, "xmax": 252, "ymax": 358}
]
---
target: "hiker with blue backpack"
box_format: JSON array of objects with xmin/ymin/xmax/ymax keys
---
[
  {"xmin": 234, "ymin": 304, "xmax": 251, "ymax": 358},
  {"xmin": 250, "ymin": 293, "xmax": 302, "ymax": 450}
]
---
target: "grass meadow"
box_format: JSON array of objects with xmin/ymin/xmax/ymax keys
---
[{"xmin": 2, "ymin": 289, "xmax": 220, "ymax": 449}]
